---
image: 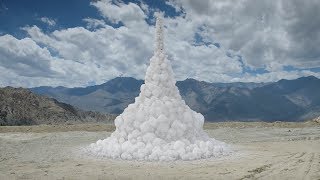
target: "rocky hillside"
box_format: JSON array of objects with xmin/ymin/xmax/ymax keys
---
[{"xmin": 0, "ymin": 87, "xmax": 115, "ymax": 125}]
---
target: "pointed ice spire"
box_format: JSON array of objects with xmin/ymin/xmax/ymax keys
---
[
  {"xmin": 155, "ymin": 14, "xmax": 164, "ymax": 54},
  {"xmin": 88, "ymin": 12, "xmax": 228, "ymax": 161}
]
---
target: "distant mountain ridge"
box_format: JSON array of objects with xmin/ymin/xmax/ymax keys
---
[{"xmin": 30, "ymin": 76, "xmax": 320, "ymax": 122}]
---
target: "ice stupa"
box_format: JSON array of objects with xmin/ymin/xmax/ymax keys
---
[{"xmin": 89, "ymin": 15, "xmax": 228, "ymax": 161}]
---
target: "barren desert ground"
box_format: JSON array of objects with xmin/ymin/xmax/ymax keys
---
[{"xmin": 0, "ymin": 122, "xmax": 319, "ymax": 180}]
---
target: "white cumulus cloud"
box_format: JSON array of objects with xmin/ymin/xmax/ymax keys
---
[
  {"xmin": 0, "ymin": 0, "xmax": 319, "ymax": 87},
  {"xmin": 39, "ymin": 17, "xmax": 56, "ymax": 26}
]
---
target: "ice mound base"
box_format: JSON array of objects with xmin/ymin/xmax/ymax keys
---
[{"xmin": 88, "ymin": 16, "xmax": 229, "ymax": 161}]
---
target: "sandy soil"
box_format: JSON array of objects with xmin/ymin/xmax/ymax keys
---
[{"xmin": 0, "ymin": 122, "xmax": 319, "ymax": 180}]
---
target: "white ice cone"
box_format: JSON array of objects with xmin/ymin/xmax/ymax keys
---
[{"xmin": 88, "ymin": 15, "xmax": 229, "ymax": 161}]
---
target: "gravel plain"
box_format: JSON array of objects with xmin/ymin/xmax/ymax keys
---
[{"xmin": 0, "ymin": 122, "xmax": 319, "ymax": 180}]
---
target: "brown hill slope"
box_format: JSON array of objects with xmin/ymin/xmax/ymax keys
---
[{"xmin": 0, "ymin": 87, "xmax": 115, "ymax": 125}]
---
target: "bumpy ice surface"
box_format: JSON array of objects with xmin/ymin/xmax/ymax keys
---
[{"xmin": 88, "ymin": 16, "xmax": 228, "ymax": 161}]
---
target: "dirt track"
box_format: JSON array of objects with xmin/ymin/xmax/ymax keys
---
[{"xmin": 0, "ymin": 122, "xmax": 319, "ymax": 179}]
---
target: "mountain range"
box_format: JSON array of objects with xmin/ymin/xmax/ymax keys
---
[{"xmin": 30, "ymin": 76, "xmax": 320, "ymax": 122}]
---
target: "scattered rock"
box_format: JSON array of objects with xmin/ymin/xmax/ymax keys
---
[{"xmin": 313, "ymin": 117, "xmax": 320, "ymax": 123}]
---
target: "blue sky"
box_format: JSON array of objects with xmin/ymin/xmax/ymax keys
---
[
  {"xmin": 0, "ymin": 0, "xmax": 100, "ymax": 36},
  {"xmin": 0, "ymin": 0, "xmax": 320, "ymax": 87}
]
